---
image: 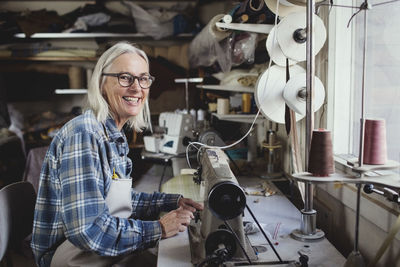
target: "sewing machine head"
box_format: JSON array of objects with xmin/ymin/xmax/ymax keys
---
[
  {"xmin": 188, "ymin": 148, "xmax": 258, "ymax": 265},
  {"xmin": 144, "ymin": 112, "xmax": 193, "ymax": 154}
]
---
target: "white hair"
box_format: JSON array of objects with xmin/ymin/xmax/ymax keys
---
[{"xmin": 87, "ymin": 41, "xmax": 152, "ymax": 132}]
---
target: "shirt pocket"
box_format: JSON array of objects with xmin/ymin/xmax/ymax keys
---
[{"xmin": 105, "ymin": 177, "xmax": 133, "ymax": 218}]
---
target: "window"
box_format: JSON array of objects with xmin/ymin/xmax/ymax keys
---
[
  {"xmin": 352, "ymin": 0, "xmax": 400, "ymax": 168},
  {"xmin": 328, "ymin": 0, "xmax": 399, "ymax": 171}
]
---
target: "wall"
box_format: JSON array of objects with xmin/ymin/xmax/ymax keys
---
[
  {"xmin": 311, "ymin": 159, "xmax": 400, "ymax": 266},
  {"xmin": 315, "ymin": 182, "xmax": 400, "ymax": 266}
]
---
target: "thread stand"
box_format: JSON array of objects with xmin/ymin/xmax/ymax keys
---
[
  {"xmin": 291, "ymin": 0, "xmax": 325, "ymax": 242},
  {"xmin": 174, "ymin": 78, "xmax": 203, "ymax": 113},
  {"xmin": 343, "ymin": 1, "xmax": 371, "ymax": 265}
]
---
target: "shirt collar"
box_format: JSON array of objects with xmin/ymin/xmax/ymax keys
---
[{"xmin": 104, "ymin": 116, "xmax": 125, "ymax": 143}]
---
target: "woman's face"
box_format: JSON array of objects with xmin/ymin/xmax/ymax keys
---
[{"xmin": 102, "ymin": 53, "xmax": 150, "ymax": 130}]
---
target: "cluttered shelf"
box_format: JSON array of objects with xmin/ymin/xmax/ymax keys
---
[
  {"xmin": 0, "ymin": 31, "xmax": 194, "ymax": 61},
  {"xmin": 0, "ymin": 0, "xmax": 199, "ymax": 62}
]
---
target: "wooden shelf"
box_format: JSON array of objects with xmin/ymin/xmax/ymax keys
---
[
  {"xmin": 13, "ymin": 32, "xmax": 194, "ymax": 39},
  {"xmin": 0, "ymin": 56, "xmax": 97, "ymax": 61},
  {"xmin": 212, "ymin": 113, "xmax": 264, "ymax": 124},
  {"xmin": 215, "ymin": 22, "xmax": 273, "ymax": 34},
  {"xmin": 197, "ymin": 85, "xmax": 254, "ymax": 93},
  {"xmin": 55, "ymin": 89, "xmax": 87, "ymax": 94}
]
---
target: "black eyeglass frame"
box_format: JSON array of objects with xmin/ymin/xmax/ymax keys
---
[{"xmin": 102, "ymin": 72, "xmax": 155, "ymax": 89}]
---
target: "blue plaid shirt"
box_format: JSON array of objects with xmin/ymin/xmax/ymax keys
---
[{"xmin": 31, "ymin": 110, "xmax": 181, "ymax": 267}]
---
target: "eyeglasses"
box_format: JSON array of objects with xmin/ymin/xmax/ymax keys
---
[{"xmin": 102, "ymin": 72, "xmax": 155, "ymax": 89}]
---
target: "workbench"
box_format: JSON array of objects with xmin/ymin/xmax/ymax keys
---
[{"xmin": 158, "ymin": 174, "xmax": 346, "ymax": 266}]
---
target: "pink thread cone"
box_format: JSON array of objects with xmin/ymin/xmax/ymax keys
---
[{"xmin": 363, "ymin": 119, "xmax": 387, "ymax": 165}]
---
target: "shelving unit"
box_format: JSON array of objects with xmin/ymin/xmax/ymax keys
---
[
  {"xmin": 197, "ymin": 84, "xmax": 254, "ymax": 93},
  {"xmin": 198, "ymin": 84, "xmax": 260, "ymax": 123}
]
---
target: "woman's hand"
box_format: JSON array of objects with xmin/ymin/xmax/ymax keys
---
[
  {"xmin": 178, "ymin": 197, "xmax": 204, "ymax": 212},
  {"xmin": 159, "ymin": 207, "xmax": 194, "ymax": 238}
]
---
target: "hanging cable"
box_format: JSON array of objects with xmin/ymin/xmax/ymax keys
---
[
  {"xmin": 373, "ymin": 0, "xmax": 400, "ymax": 7},
  {"xmin": 246, "ymin": 204, "xmax": 283, "ymax": 263},
  {"xmin": 347, "ymin": 1, "xmax": 370, "ymax": 27}
]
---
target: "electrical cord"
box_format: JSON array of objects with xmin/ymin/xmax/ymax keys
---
[
  {"xmin": 196, "ymin": 248, "xmax": 230, "ymax": 267},
  {"xmin": 196, "ymin": 256, "xmax": 221, "ymax": 267}
]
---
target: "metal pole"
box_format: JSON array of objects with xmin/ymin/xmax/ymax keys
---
[
  {"xmin": 304, "ymin": 0, "xmax": 315, "ymax": 214},
  {"xmin": 174, "ymin": 78, "xmax": 203, "ymax": 114},
  {"xmin": 185, "ymin": 80, "xmax": 189, "ymax": 113},
  {"xmin": 304, "ymin": 182, "xmax": 313, "ymax": 211},
  {"xmin": 344, "ymin": 3, "xmax": 368, "ymax": 267},
  {"xmin": 290, "ymin": 0, "xmax": 325, "ymax": 241},
  {"xmin": 355, "ymin": 183, "xmax": 362, "ymax": 251},
  {"xmin": 305, "ymin": 0, "xmax": 315, "ymax": 171},
  {"xmin": 356, "ymin": 0, "xmax": 369, "ymax": 254},
  {"xmin": 358, "ymin": 3, "xmax": 368, "ymax": 168}
]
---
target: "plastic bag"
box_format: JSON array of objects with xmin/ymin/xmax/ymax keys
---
[
  {"xmin": 122, "ymin": 1, "xmax": 174, "ymax": 40},
  {"xmin": 231, "ymin": 32, "xmax": 258, "ymax": 66},
  {"xmin": 188, "ymin": 14, "xmax": 232, "ymax": 72}
]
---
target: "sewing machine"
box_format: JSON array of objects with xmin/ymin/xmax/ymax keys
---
[
  {"xmin": 144, "ymin": 112, "xmax": 194, "ymax": 155},
  {"xmin": 157, "ymin": 148, "xmax": 345, "ymax": 266},
  {"xmin": 189, "ymin": 148, "xmax": 258, "ymax": 265}
]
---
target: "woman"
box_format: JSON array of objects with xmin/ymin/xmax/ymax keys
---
[{"xmin": 31, "ymin": 42, "xmax": 202, "ymax": 267}]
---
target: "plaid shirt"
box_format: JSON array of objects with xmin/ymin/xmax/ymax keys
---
[{"xmin": 31, "ymin": 110, "xmax": 181, "ymax": 267}]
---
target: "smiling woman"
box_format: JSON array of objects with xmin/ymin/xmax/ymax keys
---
[{"xmin": 30, "ymin": 42, "xmax": 203, "ymax": 267}]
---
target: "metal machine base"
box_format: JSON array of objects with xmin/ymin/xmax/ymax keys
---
[
  {"xmin": 291, "ymin": 228, "xmax": 325, "ymax": 242},
  {"xmin": 291, "ymin": 209, "xmax": 325, "ymax": 241}
]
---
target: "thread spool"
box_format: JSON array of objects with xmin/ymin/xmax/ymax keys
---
[
  {"xmin": 308, "ymin": 129, "xmax": 334, "ymax": 177},
  {"xmin": 208, "ymin": 103, "xmax": 217, "ymax": 112},
  {"xmin": 242, "ymin": 93, "xmax": 251, "ymax": 113},
  {"xmin": 68, "ymin": 66, "xmax": 83, "ymax": 89},
  {"xmin": 363, "ymin": 119, "xmax": 387, "ymax": 165},
  {"xmin": 197, "ymin": 109, "xmax": 205, "ymax": 121},
  {"xmin": 249, "ymin": 0, "xmax": 265, "ymax": 11},
  {"xmin": 222, "ymin": 14, "xmax": 232, "ymax": 24},
  {"xmin": 262, "ymin": 128, "xmax": 282, "ymax": 175},
  {"xmin": 234, "ymin": 0, "xmax": 275, "ymax": 24},
  {"xmin": 217, "ymin": 98, "xmax": 230, "ymax": 115},
  {"xmin": 210, "ymin": 14, "xmax": 233, "ymax": 39},
  {"xmin": 190, "ymin": 108, "xmax": 197, "ymax": 121}
]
